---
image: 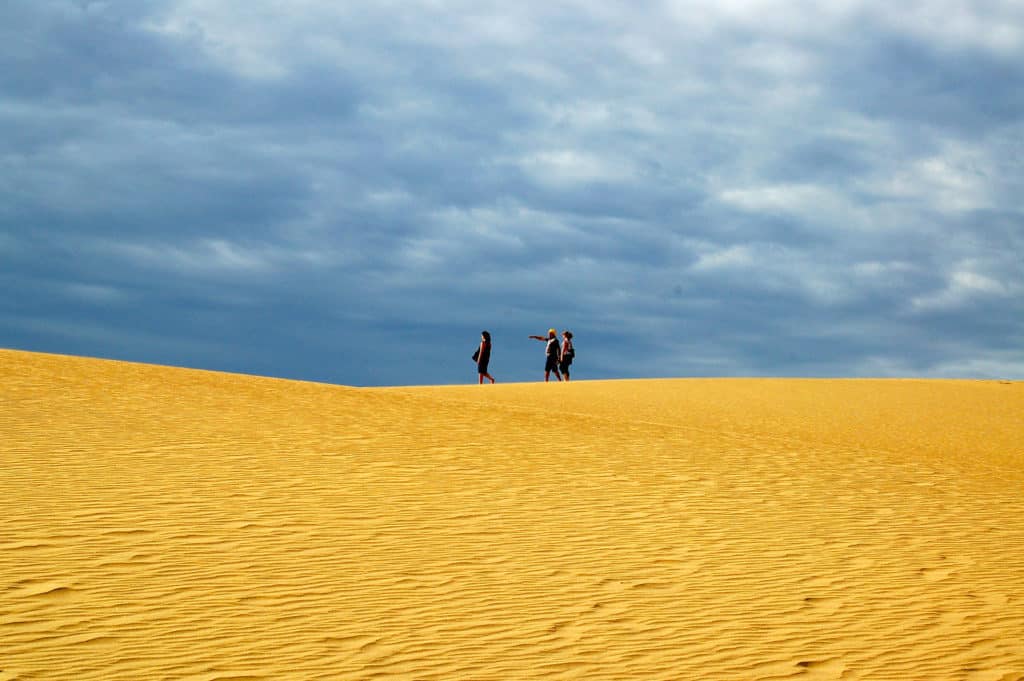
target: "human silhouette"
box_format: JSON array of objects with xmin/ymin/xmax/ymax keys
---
[{"xmin": 528, "ymin": 328, "xmax": 562, "ymax": 382}]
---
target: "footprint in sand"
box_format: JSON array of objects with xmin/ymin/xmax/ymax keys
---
[
  {"xmin": 796, "ymin": 658, "xmax": 847, "ymax": 679},
  {"xmin": 548, "ymin": 620, "xmax": 587, "ymax": 642},
  {"xmin": 803, "ymin": 596, "xmax": 844, "ymax": 616}
]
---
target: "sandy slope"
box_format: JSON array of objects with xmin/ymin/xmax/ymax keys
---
[{"xmin": 1, "ymin": 349, "xmax": 1022, "ymax": 680}]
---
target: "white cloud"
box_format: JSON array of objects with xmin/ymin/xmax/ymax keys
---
[
  {"xmin": 64, "ymin": 283, "xmax": 129, "ymax": 304},
  {"xmin": 143, "ymin": 2, "xmax": 303, "ymax": 79},
  {"xmin": 717, "ymin": 183, "xmax": 825, "ymax": 213},
  {"xmin": 691, "ymin": 244, "xmax": 756, "ymax": 272},
  {"xmin": 662, "ymin": 0, "xmax": 1024, "ymax": 58},
  {"xmin": 873, "ymin": 1, "xmax": 1024, "ymax": 58},
  {"xmin": 716, "ymin": 182, "xmax": 883, "ymax": 233},
  {"xmin": 912, "ymin": 261, "xmax": 1016, "ymax": 311},
  {"xmin": 103, "ymin": 238, "xmax": 279, "ymax": 277},
  {"xmin": 688, "ymin": 242, "xmax": 865, "ymax": 306},
  {"xmin": 925, "ymin": 355, "xmax": 1024, "ymax": 379},
  {"xmin": 518, "ymin": 150, "xmax": 634, "ymax": 186},
  {"xmin": 852, "ymin": 260, "xmax": 917, "ymax": 278},
  {"xmin": 869, "ymin": 142, "xmax": 995, "ymax": 214}
]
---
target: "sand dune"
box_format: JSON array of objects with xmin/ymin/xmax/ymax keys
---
[{"xmin": 2, "ymin": 349, "xmax": 1022, "ymax": 680}]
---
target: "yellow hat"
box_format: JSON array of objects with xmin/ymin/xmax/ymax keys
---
[{"xmin": 549, "ymin": 328, "xmax": 557, "ymax": 335}]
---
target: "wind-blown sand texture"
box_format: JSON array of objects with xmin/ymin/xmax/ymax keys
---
[{"xmin": 2, "ymin": 349, "xmax": 1022, "ymax": 680}]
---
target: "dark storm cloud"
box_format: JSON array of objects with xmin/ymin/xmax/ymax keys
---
[{"xmin": 2, "ymin": 0, "xmax": 1022, "ymax": 383}]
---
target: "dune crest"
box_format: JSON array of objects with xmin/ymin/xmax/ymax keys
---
[{"xmin": 2, "ymin": 349, "xmax": 1023, "ymax": 679}]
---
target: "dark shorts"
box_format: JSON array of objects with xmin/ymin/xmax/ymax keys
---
[
  {"xmin": 545, "ymin": 356, "xmax": 559, "ymax": 372},
  {"xmin": 559, "ymin": 359, "xmax": 572, "ymax": 373},
  {"xmin": 477, "ymin": 360, "xmax": 489, "ymax": 374}
]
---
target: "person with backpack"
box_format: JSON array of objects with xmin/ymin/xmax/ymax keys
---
[
  {"xmin": 474, "ymin": 330, "xmax": 495, "ymax": 384},
  {"xmin": 559, "ymin": 330, "xmax": 575, "ymax": 381},
  {"xmin": 528, "ymin": 328, "xmax": 562, "ymax": 382}
]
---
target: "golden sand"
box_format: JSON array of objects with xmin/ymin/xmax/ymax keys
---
[{"xmin": 2, "ymin": 349, "xmax": 1022, "ymax": 680}]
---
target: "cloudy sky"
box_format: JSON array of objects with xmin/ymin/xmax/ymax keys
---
[{"xmin": 2, "ymin": 1, "xmax": 1022, "ymax": 385}]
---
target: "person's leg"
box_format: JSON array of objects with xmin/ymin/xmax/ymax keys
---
[{"xmin": 479, "ymin": 373, "xmax": 484, "ymax": 384}]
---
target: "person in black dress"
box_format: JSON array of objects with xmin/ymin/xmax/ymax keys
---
[{"xmin": 476, "ymin": 331, "xmax": 495, "ymax": 384}]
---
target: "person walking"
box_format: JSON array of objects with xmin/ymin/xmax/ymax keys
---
[
  {"xmin": 528, "ymin": 328, "xmax": 562, "ymax": 382},
  {"xmin": 559, "ymin": 330, "xmax": 574, "ymax": 381},
  {"xmin": 475, "ymin": 331, "xmax": 495, "ymax": 384}
]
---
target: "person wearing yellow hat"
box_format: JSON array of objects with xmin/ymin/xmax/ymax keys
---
[{"xmin": 528, "ymin": 328, "xmax": 563, "ymax": 382}]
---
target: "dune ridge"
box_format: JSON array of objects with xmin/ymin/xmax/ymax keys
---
[{"xmin": 2, "ymin": 349, "xmax": 1022, "ymax": 680}]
